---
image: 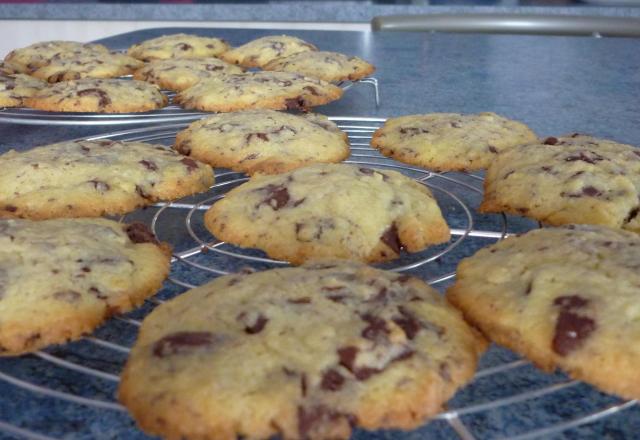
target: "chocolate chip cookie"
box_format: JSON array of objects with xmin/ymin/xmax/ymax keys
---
[
  {"xmin": 447, "ymin": 224, "xmax": 640, "ymax": 399},
  {"xmin": 0, "ymin": 218, "xmax": 171, "ymax": 356},
  {"xmin": 127, "ymin": 33, "xmax": 230, "ymax": 62},
  {"xmin": 119, "ymin": 261, "xmax": 486, "ymax": 440},
  {"xmin": 0, "ymin": 72, "xmax": 48, "ymax": 108},
  {"xmin": 3, "ymin": 40, "xmax": 110, "ymax": 73},
  {"xmin": 204, "ymin": 163, "xmax": 450, "ymax": 264},
  {"xmin": 132, "ymin": 57, "xmax": 243, "ymax": 92},
  {"xmin": 24, "ymin": 78, "xmax": 167, "ymax": 113},
  {"xmin": 0, "ymin": 139, "xmax": 214, "ymax": 220},
  {"xmin": 30, "ymin": 52, "xmax": 143, "ymax": 83},
  {"xmin": 480, "ymin": 134, "xmax": 640, "ymax": 232},
  {"xmin": 174, "ymin": 110, "xmax": 350, "ymax": 175},
  {"xmin": 371, "ymin": 113, "xmax": 538, "ymax": 172},
  {"xmin": 174, "ymin": 71, "xmax": 343, "ymax": 112},
  {"xmin": 263, "ymin": 51, "xmax": 375, "ymax": 82},
  {"xmin": 219, "ymin": 35, "xmax": 317, "ymax": 68}
]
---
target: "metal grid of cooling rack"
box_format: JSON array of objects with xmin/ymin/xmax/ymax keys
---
[
  {"xmin": 0, "ymin": 78, "xmax": 379, "ymax": 126},
  {"xmin": 0, "ymin": 117, "xmax": 636, "ymax": 440}
]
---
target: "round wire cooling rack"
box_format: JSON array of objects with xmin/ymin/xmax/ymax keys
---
[
  {"xmin": 0, "ymin": 77, "xmax": 379, "ymax": 126},
  {"xmin": 0, "ymin": 116, "xmax": 637, "ymax": 440}
]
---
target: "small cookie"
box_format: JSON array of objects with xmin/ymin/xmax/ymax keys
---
[
  {"xmin": 371, "ymin": 113, "xmax": 538, "ymax": 172},
  {"xmin": 0, "ymin": 218, "xmax": 171, "ymax": 356},
  {"xmin": 205, "ymin": 163, "xmax": 450, "ymax": 264},
  {"xmin": 119, "ymin": 261, "xmax": 486, "ymax": 440},
  {"xmin": 24, "ymin": 78, "xmax": 167, "ymax": 113},
  {"xmin": 133, "ymin": 57, "xmax": 244, "ymax": 92},
  {"xmin": 220, "ymin": 35, "xmax": 317, "ymax": 68},
  {"xmin": 30, "ymin": 52, "xmax": 144, "ymax": 83},
  {"xmin": 480, "ymin": 134, "xmax": 640, "ymax": 232},
  {"xmin": 174, "ymin": 71, "xmax": 343, "ymax": 112},
  {"xmin": 263, "ymin": 51, "xmax": 375, "ymax": 82},
  {"xmin": 174, "ymin": 110, "xmax": 350, "ymax": 175},
  {"xmin": 0, "ymin": 72, "xmax": 48, "ymax": 108},
  {"xmin": 4, "ymin": 40, "xmax": 110, "ymax": 73},
  {"xmin": 0, "ymin": 139, "xmax": 214, "ymax": 220},
  {"xmin": 127, "ymin": 33, "xmax": 230, "ymax": 62},
  {"xmin": 447, "ymin": 225, "xmax": 640, "ymax": 399}
]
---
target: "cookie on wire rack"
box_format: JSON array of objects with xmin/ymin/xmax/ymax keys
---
[
  {"xmin": 263, "ymin": 51, "xmax": 375, "ymax": 82},
  {"xmin": 447, "ymin": 224, "xmax": 640, "ymax": 400},
  {"xmin": 480, "ymin": 134, "xmax": 640, "ymax": 232},
  {"xmin": 0, "ymin": 139, "xmax": 214, "ymax": 220},
  {"xmin": 133, "ymin": 57, "xmax": 244, "ymax": 92},
  {"xmin": 370, "ymin": 112, "xmax": 538, "ymax": 172},
  {"xmin": 23, "ymin": 78, "xmax": 167, "ymax": 113},
  {"xmin": 174, "ymin": 71, "xmax": 343, "ymax": 112},
  {"xmin": 204, "ymin": 163, "xmax": 450, "ymax": 264},
  {"xmin": 0, "ymin": 72, "xmax": 48, "ymax": 108},
  {"xmin": 119, "ymin": 260, "xmax": 487, "ymax": 440},
  {"xmin": 174, "ymin": 110, "xmax": 350, "ymax": 175},
  {"xmin": 0, "ymin": 218, "xmax": 171, "ymax": 356},
  {"xmin": 29, "ymin": 52, "xmax": 144, "ymax": 83},
  {"xmin": 127, "ymin": 33, "xmax": 230, "ymax": 61},
  {"xmin": 3, "ymin": 40, "xmax": 111, "ymax": 73},
  {"xmin": 219, "ymin": 35, "xmax": 317, "ymax": 68}
]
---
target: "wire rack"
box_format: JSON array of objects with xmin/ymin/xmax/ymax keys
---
[
  {"xmin": 0, "ymin": 117, "xmax": 636, "ymax": 440},
  {"xmin": 0, "ymin": 78, "xmax": 379, "ymax": 126}
]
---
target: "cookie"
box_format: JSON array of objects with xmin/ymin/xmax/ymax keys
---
[
  {"xmin": 30, "ymin": 52, "xmax": 144, "ymax": 83},
  {"xmin": 0, "ymin": 139, "xmax": 214, "ymax": 220},
  {"xmin": 133, "ymin": 57, "xmax": 244, "ymax": 92},
  {"xmin": 4, "ymin": 40, "xmax": 110, "ymax": 73},
  {"xmin": 119, "ymin": 260, "xmax": 486, "ymax": 440},
  {"xmin": 23, "ymin": 78, "xmax": 167, "ymax": 113},
  {"xmin": 479, "ymin": 134, "xmax": 640, "ymax": 232},
  {"xmin": 174, "ymin": 110, "xmax": 350, "ymax": 175},
  {"xmin": 174, "ymin": 71, "xmax": 343, "ymax": 112},
  {"xmin": 447, "ymin": 224, "xmax": 640, "ymax": 399},
  {"xmin": 220, "ymin": 35, "xmax": 317, "ymax": 68},
  {"xmin": 204, "ymin": 163, "xmax": 450, "ymax": 264},
  {"xmin": 127, "ymin": 33, "xmax": 230, "ymax": 62},
  {"xmin": 371, "ymin": 113, "xmax": 538, "ymax": 172},
  {"xmin": 0, "ymin": 72, "xmax": 48, "ymax": 108},
  {"xmin": 263, "ymin": 51, "xmax": 375, "ymax": 82},
  {"xmin": 0, "ymin": 218, "xmax": 171, "ymax": 356}
]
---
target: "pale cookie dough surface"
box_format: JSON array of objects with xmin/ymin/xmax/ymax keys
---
[
  {"xmin": 0, "ymin": 218, "xmax": 171, "ymax": 355},
  {"xmin": 174, "ymin": 110, "xmax": 350, "ymax": 175},
  {"xmin": 119, "ymin": 261, "xmax": 486, "ymax": 440},
  {"xmin": 447, "ymin": 225, "xmax": 640, "ymax": 400},
  {"xmin": 127, "ymin": 33, "xmax": 230, "ymax": 61},
  {"xmin": 0, "ymin": 139, "xmax": 214, "ymax": 220},
  {"xmin": 24, "ymin": 78, "xmax": 167, "ymax": 113},
  {"xmin": 263, "ymin": 51, "xmax": 375, "ymax": 82},
  {"xmin": 219, "ymin": 35, "xmax": 317, "ymax": 68},
  {"xmin": 371, "ymin": 112, "xmax": 538, "ymax": 172},
  {"xmin": 30, "ymin": 52, "xmax": 144, "ymax": 83},
  {"xmin": 133, "ymin": 57, "xmax": 243, "ymax": 92},
  {"xmin": 174, "ymin": 71, "xmax": 343, "ymax": 112},
  {"xmin": 480, "ymin": 134, "xmax": 640, "ymax": 232},
  {"xmin": 4, "ymin": 40, "xmax": 110, "ymax": 73},
  {"xmin": 205, "ymin": 163, "xmax": 450, "ymax": 264},
  {"xmin": 0, "ymin": 73, "xmax": 48, "ymax": 107}
]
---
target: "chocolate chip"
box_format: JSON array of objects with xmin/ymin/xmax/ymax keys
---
[
  {"xmin": 400, "ymin": 127, "xmax": 429, "ymax": 135},
  {"xmin": 524, "ymin": 281, "xmax": 533, "ymax": 295},
  {"xmin": 89, "ymin": 286, "xmax": 107, "ymax": 300},
  {"xmin": 301, "ymin": 373, "xmax": 308, "ymax": 397},
  {"xmin": 380, "ymin": 223, "xmax": 404, "ymax": 255},
  {"xmin": 285, "ymin": 97, "xmax": 306, "ymax": 111},
  {"xmin": 581, "ymin": 186, "xmax": 602, "ymax": 197},
  {"xmin": 238, "ymin": 312, "xmax": 269, "ymax": 334},
  {"xmin": 246, "ymin": 132, "xmax": 269, "ymax": 142},
  {"xmin": 565, "ymin": 151, "xmax": 605, "ymax": 164},
  {"xmin": 288, "ymin": 297, "xmax": 311, "ymax": 304},
  {"xmin": 337, "ymin": 346, "xmax": 358, "ymax": 372},
  {"xmin": 77, "ymin": 88, "xmax": 111, "ymax": 107},
  {"xmin": 240, "ymin": 153, "xmax": 260, "ymax": 162},
  {"xmin": 541, "ymin": 166, "xmax": 553, "ymax": 172},
  {"xmin": 488, "ymin": 145, "xmax": 498, "ymax": 153},
  {"xmin": 3, "ymin": 205, "xmax": 17, "ymax": 213},
  {"xmin": 321, "ymin": 369, "xmax": 345, "ymax": 391},
  {"xmin": 177, "ymin": 43, "xmax": 193, "ymax": 51},
  {"xmin": 360, "ymin": 314, "xmax": 389, "ymax": 341},
  {"xmin": 259, "ymin": 184, "xmax": 290, "ymax": 210},
  {"xmin": 136, "ymin": 185, "xmax": 152, "ymax": 200},
  {"xmin": 554, "ymin": 295, "xmax": 589, "ymax": 309},
  {"xmin": 392, "ymin": 307, "xmax": 421, "ymax": 340},
  {"xmin": 303, "ymin": 85, "xmax": 319, "ymax": 96},
  {"xmin": 88, "ymin": 179, "xmax": 110, "ymax": 192},
  {"xmin": 124, "ymin": 222, "xmax": 159, "ymax": 244},
  {"xmin": 180, "ymin": 157, "xmax": 199, "ymax": 173},
  {"xmin": 205, "ymin": 64, "xmax": 223, "ymax": 71},
  {"xmin": 543, "ymin": 137, "xmax": 559, "ymax": 145},
  {"xmin": 139, "ymin": 160, "xmax": 158, "ymax": 171},
  {"xmin": 625, "ymin": 207, "xmax": 639, "ymax": 224},
  {"xmin": 175, "ymin": 140, "xmax": 191, "ymax": 155},
  {"xmin": 552, "ymin": 295, "xmax": 595, "ymax": 356},
  {"xmin": 152, "ymin": 331, "xmax": 217, "ymax": 357}
]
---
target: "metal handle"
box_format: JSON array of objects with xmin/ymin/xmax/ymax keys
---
[{"xmin": 371, "ymin": 14, "xmax": 640, "ymax": 37}]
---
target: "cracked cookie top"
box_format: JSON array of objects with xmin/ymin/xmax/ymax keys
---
[
  {"xmin": 3, "ymin": 40, "xmax": 110, "ymax": 73},
  {"xmin": 480, "ymin": 134, "xmax": 640, "ymax": 232},
  {"xmin": 219, "ymin": 35, "xmax": 317, "ymax": 68},
  {"xmin": 119, "ymin": 260, "xmax": 486, "ymax": 440}
]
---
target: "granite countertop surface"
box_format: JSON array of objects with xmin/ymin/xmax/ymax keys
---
[{"xmin": 0, "ymin": 27, "xmax": 639, "ymax": 440}]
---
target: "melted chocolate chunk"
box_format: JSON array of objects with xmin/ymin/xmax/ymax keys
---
[
  {"xmin": 243, "ymin": 313, "xmax": 269, "ymax": 334},
  {"xmin": 552, "ymin": 295, "xmax": 595, "ymax": 356},
  {"xmin": 392, "ymin": 307, "xmax": 421, "ymax": 340},
  {"xmin": 88, "ymin": 179, "xmax": 110, "ymax": 192},
  {"xmin": 625, "ymin": 207, "xmax": 639, "ymax": 224},
  {"xmin": 488, "ymin": 145, "xmax": 498, "ymax": 154},
  {"xmin": 321, "ymin": 369, "xmax": 345, "ymax": 391},
  {"xmin": 139, "ymin": 160, "xmax": 158, "ymax": 171},
  {"xmin": 124, "ymin": 222, "xmax": 159, "ymax": 244},
  {"xmin": 259, "ymin": 184, "xmax": 290, "ymax": 210},
  {"xmin": 380, "ymin": 224, "xmax": 404, "ymax": 255},
  {"xmin": 285, "ymin": 97, "xmax": 306, "ymax": 111},
  {"xmin": 152, "ymin": 331, "xmax": 217, "ymax": 357},
  {"xmin": 180, "ymin": 157, "xmax": 199, "ymax": 173},
  {"xmin": 177, "ymin": 43, "xmax": 193, "ymax": 51},
  {"xmin": 337, "ymin": 346, "xmax": 358, "ymax": 372},
  {"xmin": 581, "ymin": 186, "xmax": 602, "ymax": 197},
  {"xmin": 565, "ymin": 151, "xmax": 605, "ymax": 164},
  {"xmin": 360, "ymin": 314, "xmax": 389, "ymax": 341},
  {"xmin": 77, "ymin": 88, "xmax": 111, "ymax": 107},
  {"xmin": 543, "ymin": 137, "xmax": 559, "ymax": 145},
  {"xmin": 3, "ymin": 205, "xmax": 17, "ymax": 212}
]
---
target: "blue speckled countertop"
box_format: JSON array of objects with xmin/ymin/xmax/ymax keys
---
[{"xmin": 0, "ymin": 27, "xmax": 639, "ymax": 440}]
